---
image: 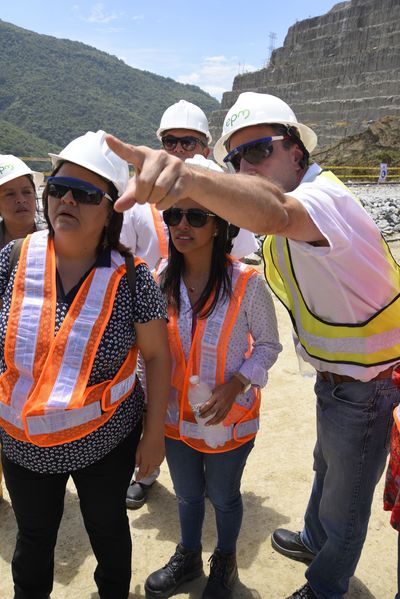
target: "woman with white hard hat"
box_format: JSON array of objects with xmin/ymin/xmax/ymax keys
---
[
  {"xmin": 0, "ymin": 155, "xmax": 44, "ymax": 503},
  {"xmin": 0, "ymin": 130, "xmax": 171, "ymax": 599},
  {"xmin": 144, "ymin": 159, "xmax": 281, "ymax": 599},
  {"xmin": 0, "ymin": 154, "xmax": 44, "ymax": 250}
]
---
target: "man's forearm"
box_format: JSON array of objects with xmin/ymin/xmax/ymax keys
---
[
  {"xmin": 186, "ymin": 166, "xmax": 289, "ymax": 235},
  {"xmin": 106, "ymin": 135, "xmax": 289, "ymax": 234}
]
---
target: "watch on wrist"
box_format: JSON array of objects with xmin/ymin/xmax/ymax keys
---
[{"xmin": 233, "ymin": 371, "xmax": 251, "ymax": 393}]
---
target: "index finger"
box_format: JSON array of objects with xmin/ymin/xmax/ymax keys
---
[
  {"xmin": 105, "ymin": 134, "xmax": 145, "ymax": 171},
  {"xmin": 106, "ymin": 134, "xmax": 144, "ymax": 212}
]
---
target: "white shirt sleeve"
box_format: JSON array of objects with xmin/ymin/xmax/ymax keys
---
[
  {"xmin": 120, "ymin": 207, "xmax": 138, "ymax": 253},
  {"xmin": 238, "ymin": 274, "xmax": 282, "ymax": 388},
  {"xmin": 231, "ymin": 229, "xmax": 259, "ymax": 259},
  {"xmin": 289, "ymin": 177, "xmax": 376, "ymax": 257},
  {"xmin": 120, "ymin": 204, "xmax": 162, "ymax": 270}
]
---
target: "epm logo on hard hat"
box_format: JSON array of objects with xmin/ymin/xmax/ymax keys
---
[
  {"xmin": 225, "ymin": 109, "xmax": 250, "ymax": 129},
  {"xmin": 0, "ymin": 164, "xmax": 15, "ymax": 178}
]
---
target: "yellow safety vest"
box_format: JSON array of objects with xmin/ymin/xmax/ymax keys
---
[
  {"xmin": 0, "ymin": 230, "xmax": 139, "ymax": 446},
  {"xmin": 263, "ymin": 171, "xmax": 400, "ymax": 367},
  {"xmin": 166, "ymin": 258, "xmax": 261, "ymax": 453}
]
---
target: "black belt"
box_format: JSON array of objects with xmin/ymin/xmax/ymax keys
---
[{"xmin": 318, "ymin": 365, "xmax": 393, "ymax": 384}]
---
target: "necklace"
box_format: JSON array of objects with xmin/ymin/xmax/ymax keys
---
[{"xmin": 184, "ymin": 273, "xmax": 209, "ymax": 295}]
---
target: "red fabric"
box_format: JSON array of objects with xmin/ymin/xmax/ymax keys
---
[
  {"xmin": 383, "ymin": 365, "xmax": 400, "ymax": 529},
  {"xmin": 392, "ymin": 364, "xmax": 400, "ymax": 389},
  {"xmin": 384, "ymin": 425, "xmax": 400, "ymax": 531}
]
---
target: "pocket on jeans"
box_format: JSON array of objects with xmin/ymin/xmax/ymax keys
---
[{"xmin": 331, "ymin": 381, "xmax": 376, "ymax": 410}]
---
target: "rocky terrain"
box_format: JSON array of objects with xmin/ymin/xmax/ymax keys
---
[
  {"xmin": 350, "ymin": 183, "xmax": 400, "ymax": 239},
  {"xmin": 313, "ymin": 116, "xmax": 400, "ymax": 169}
]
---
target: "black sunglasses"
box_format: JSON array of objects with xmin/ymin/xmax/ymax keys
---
[
  {"xmin": 47, "ymin": 176, "xmax": 113, "ymax": 205},
  {"xmin": 161, "ymin": 135, "xmax": 206, "ymax": 152},
  {"xmin": 223, "ymin": 135, "xmax": 288, "ymax": 172},
  {"xmin": 163, "ymin": 208, "xmax": 215, "ymax": 228}
]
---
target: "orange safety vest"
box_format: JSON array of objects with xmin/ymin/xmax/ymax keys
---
[
  {"xmin": 166, "ymin": 258, "xmax": 261, "ymax": 453},
  {"xmin": 0, "ymin": 230, "xmax": 140, "ymax": 447},
  {"xmin": 150, "ymin": 205, "xmax": 168, "ymax": 260}
]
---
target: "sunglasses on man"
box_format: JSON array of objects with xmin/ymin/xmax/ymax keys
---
[
  {"xmin": 163, "ymin": 208, "xmax": 215, "ymax": 228},
  {"xmin": 161, "ymin": 135, "xmax": 206, "ymax": 152},
  {"xmin": 47, "ymin": 176, "xmax": 113, "ymax": 205},
  {"xmin": 223, "ymin": 135, "xmax": 289, "ymax": 172}
]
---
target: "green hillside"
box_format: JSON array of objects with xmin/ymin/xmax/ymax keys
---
[{"xmin": 0, "ymin": 20, "xmax": 219, "ymax": 168}]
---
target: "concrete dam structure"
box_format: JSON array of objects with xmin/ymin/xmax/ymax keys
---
[{"xmin": 209, "ymin": 0, "xmax": 400, "ymax": 150}]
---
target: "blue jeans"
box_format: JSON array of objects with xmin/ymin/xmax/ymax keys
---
[
  {"xmin": 301, "ymin": 376, "xmax": 398, "ymax": 599},
  {"xmin": 165, "ymin": 437, "xmax": 254, "ymax": 554}
]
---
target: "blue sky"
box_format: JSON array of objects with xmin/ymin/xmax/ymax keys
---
[{"xmin": 2, "ymin": 0, "xmax": 341, "ymax": 100}]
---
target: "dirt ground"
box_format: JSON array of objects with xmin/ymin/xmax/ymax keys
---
[{"xmin": 1, "ymin": 250, "xmax": 399, "ymax": 599}]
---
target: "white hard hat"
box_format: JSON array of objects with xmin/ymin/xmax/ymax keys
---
[
  {"xmin": 0, "ymin": 154, "xmax": 44, "ymax": 189},
  {"xmin": 49, "ymin": 130, "xmax": 129, "ymax": 196},
  {"xmin": 157, "ymin": 100, "xmax": 212, "ymax": 144},
  {"xmin": 213, "ymin": 92, "xmax": 318, "ymax": 165},
  {"xmin": 184, "ymin": 154, "xmax": 223, "ymax": 173}
]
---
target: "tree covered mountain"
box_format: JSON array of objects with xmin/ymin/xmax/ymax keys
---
[{"xmin": 0, "ymin": 19, "xmax": 219, "ymax": 166}]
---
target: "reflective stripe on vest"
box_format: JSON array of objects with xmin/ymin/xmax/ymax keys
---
[
  {"xmin": 0, "ymin": 367, "xmax": 137, "ymax": 435},
  {"xmin": 263, "ymin": 171, "xmax": 400, "ymax": 366},
  {"xmin": 0, "ymin": 230, "xmax": 138, "ymax": 446},
  {"xmin": 179, "ymin": 416, "xmax": 259, "ymax": 441},
  {"xmin": 166, "ymin": 258, "xmax": 261, "ymax": 452},
  {"xmin": 150, "ymin": 205, "xmax": 168, "ymax": 259}
]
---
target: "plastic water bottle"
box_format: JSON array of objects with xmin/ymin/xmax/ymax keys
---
[{"xmin": 188, "ymin": 375, "xmax": 227, "ymax": 448}]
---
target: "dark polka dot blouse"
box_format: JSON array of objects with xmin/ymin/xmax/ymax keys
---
[{"xmin": 0, "ymin": 241, "xmax": 167, "ymax": 474}]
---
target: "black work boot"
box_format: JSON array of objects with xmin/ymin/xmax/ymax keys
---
[
  {"xmin": 271, "ymin": 529, "xmax": 315, "ymax": 564},
  {"xmin": 202, "ymin": 548, "xmax": 238, "ymax": 599},
  {"xmin": 286, "ymin": 582, "xmax": 318, "ymax": 598},
  {"xmin": 144, "ymin": 543, "xmax": 203, "ymax": 598}
]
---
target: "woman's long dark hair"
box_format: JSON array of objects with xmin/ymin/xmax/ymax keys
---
[
  {"xmin": 42, "ymin": 161, "xmax": 129, "ymax": 255},
  {"xmin": 160, "ymin": 216, "xmax": 236, "ymax": 318}
]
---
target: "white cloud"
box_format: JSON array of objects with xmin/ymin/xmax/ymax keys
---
[
  {"xmin": 203, "ymin": 55, "xmax": 226, "ymax": 64},
  {"xmin": 177, "ymin": 72, "xmax": 200, "ymax": 84},
  {"xmin": 85, "ymin": 3, "xmax": 120, "ymax": 24},
  {"xmin": 177, "ymin": 55, "xmax": 258, "ymax": 100},
  {"xmin": 102, "ymin": 27, "xmax": 125, "ymax": 33},
  {"xmin": 202, "ymin": 85, "xmax": 229, "ymax": 98},
  {"xmin": 114, "ymin": 47, "xmax": 185, "ymax": 74}
]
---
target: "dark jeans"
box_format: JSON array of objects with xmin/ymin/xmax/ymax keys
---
[{"xmin": 2, "ymin": 424, "xmax": 141, "ymax": 599}]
